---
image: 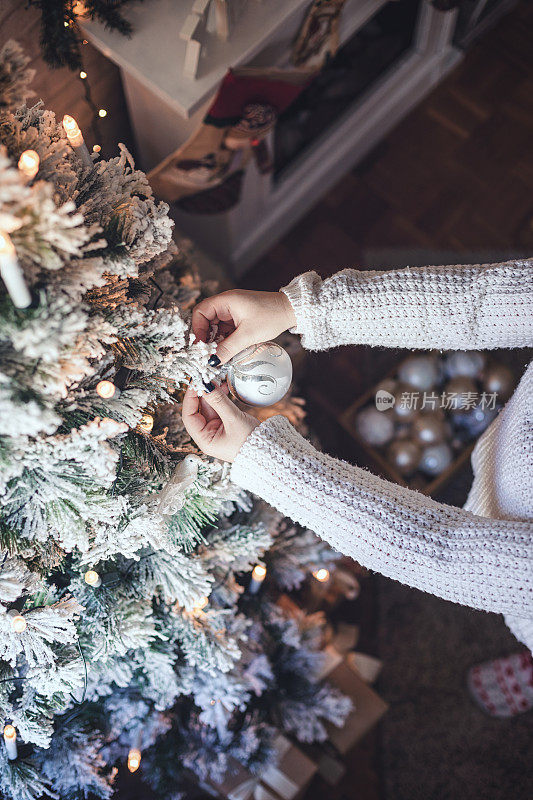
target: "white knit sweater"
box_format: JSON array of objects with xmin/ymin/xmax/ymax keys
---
[{"xmin": 230, "ymin": 261, "xmax": 533, "ymax": 651}]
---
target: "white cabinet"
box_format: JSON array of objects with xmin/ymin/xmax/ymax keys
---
[{"xmin": 83, "ymin": 1, "xmax": 461, "ymax": 277}]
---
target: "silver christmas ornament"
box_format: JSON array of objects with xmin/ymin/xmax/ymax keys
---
[
  {"xmin": 445, "ymin": 351, "xmax": 485, "ymax": 378},
  {"xmin": 356, "ymin": 406, "xmax": 394, "ymax": 446},
  {"xmin": 483, "ymin": 363, "xmax": 514, "ymax": 401},
  {"xmin": 398, "ymin": 355, "xmax": 439, "ymax": 391},
  {"xmin": 419, "ymin": 443, "xmax": 453, "ymax": 476},
  {"xmin": 387, "ymin": 440, "xmax": 421, "ymax": 476},
  {"xmin": 412, "ymin": 412, "xmax": 448, "ymax": 445},
  {"xmin": 226, "ymin": 342, "xmax": 292, "ymax": 407}
]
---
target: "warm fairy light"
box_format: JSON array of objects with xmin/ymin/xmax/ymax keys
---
[
  {"xmin": 83, "ymin": 39, "xmax": 88, "ymax": 45},
  {"xmin": 252, "ymin": 565, "xmax": 267, "ymax": 582},
  {"xmin": 18, "ymin": 149, "xmax": 40, "ymax": 179},
  {"xmin": 10, "ymin": 614, "xmax": 27, "ymax": 633},
  {"xmin": 63, "ymin": 114, "xmax": 84, "ymax": 147},
  {"xmin": 96, "ymin": 380, "xmax": 117, "ymax": 399},
  {"xmin": 138, "ymin": 413, "xmax": 154, "ymax": 433},
  {"xmin": 3, "ymin": 725, "xmax": 16, "ymax": 741},
  {"xmin": 84, "ymin": 570, "xmax": 101, "ymax": 588},
  {"xmin": 193, "ymin": 596, "xmax": 209, "ymax": 614},
  {"xmin": 98, "ymin": 109, "xmax": 107, "ymax": 118},
  {"xmin": 93, "ymin": 144, "xmax": 101, "ymax": 153},
  {"xmin": 0, "ymin": 231, "xmax": 15, "ymax": 257},
  {"xmin": 63, "ymin": 21, "xmax": 69, "ymax": 28},
  {"xmin": 127, "ymin": 748, "xmax": 141, "ymax": 773},
  {"xmin": 313, "ymin": 568, "xmax": 330, "ymax": 583},
  {"xmin": 79, "ymin": 71, "xmax": 87, "ymax": 79}
]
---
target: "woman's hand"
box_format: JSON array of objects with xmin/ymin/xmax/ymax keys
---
[
  {"xmin": 182, "ymin": 383, "xmax": 259, "ymax": 462},
  {"xmin": 192, "ymin": 289, "xmax": 296, "ymax": 364}
]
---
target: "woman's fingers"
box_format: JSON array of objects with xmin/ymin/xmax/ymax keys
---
[
  {"xmin": 202, "ymin": 386, "xmax": 241, "ymax": 423},
  {"xmin": 214, "ymin": 325, "xmax": 254, "ymax": 364},
  {"xmin": 182, "ymin": 386, "xmax": 208, "ymax": 443},
  {"xmin": 192, "ymin": 295, "xmax": 235, "ymax": 342}
]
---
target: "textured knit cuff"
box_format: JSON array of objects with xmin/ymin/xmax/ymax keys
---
[
  {"xmin": 280, "ymin": 271, "xmax": 322, "ymax": 347},
  {"xmin": 230, "ymin": 415, "xmax": 297, "ymax": 496}
]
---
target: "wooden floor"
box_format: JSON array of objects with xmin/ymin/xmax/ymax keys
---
[{"xmin": 1, "ymin": 3, "xmax": 532, "ymax": 800}]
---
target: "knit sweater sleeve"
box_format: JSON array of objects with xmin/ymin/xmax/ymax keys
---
[
  {"xmin": 230, "ymin": 416, "xmax": 533, "ymax": 618},
  {"xmin": 280, "ymin": 259, "xmax": 533, "ymax": 351}
]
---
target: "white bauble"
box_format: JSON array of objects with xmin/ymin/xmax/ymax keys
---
[
  {"xmin": 356, "ymin": 406, "xmax": 394, "ymax": 446},
  {"xmin": 419, "ymin": 443, "xmax": 453, "ymax": 476},
  {"xmin": 398, "ymin": 355, "xmax": 439, "ymax": 391},
  {"xmin": 226, "ymin": 342, "xmax": 292, "ymax": 407},
  {"xmin": 445, "ymin": 351, "xmax": 485, "ymax": 378}
]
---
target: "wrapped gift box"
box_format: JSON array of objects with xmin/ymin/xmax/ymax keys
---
[
  {"xmin": 347, "ymin": 651, "xmax": 383, "ymax": 684},
  {"xmin": 326, "ymin": 657, "xmax": 388, "ymax": 754},
  {"xmin": 261, "ymin": 735, "xmax": 317, "ymax": 800}
]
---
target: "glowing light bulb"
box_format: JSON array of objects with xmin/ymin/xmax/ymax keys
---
[
  {"xmin": 98, "ymin": 109, "xmax": 107, "ymax": 118},
  {"xmin": 252, "ymin": 565, "xmax": 266, "ymax": 581},
  {"xmin": 63, "ymin": 114, "xmax": 83, "ymax": 147},
  {"xmin": 0, "ymin": 230, "xmax": 31, "ymax": 308},
  {"xmin": 0, "ymin": 231, "xmax": 15, "ymax": 257},
  {"xmin": 9, "ymin": 612, "xmax": 26, "ymax": 633},
  {"xmin": 79, "ymin": 71, "xmax": 87, "ymax": 79},
  {"xmin": 313, "ymin": 568, "xmax": 330, "ymax": 583},
  {"xmin": 93, "ymin": 144, "xmax": 101, "ymax": 153},
  {"xmin": 18, "ymin": 149, "xmax": 40, "ymax": 179},
  {"xmin": 84, "ymin": 570, "xmax": 101, "ymax": 588},
  {"xmin": 127, "ymin": 748, "xmax": 141, "ymax": 773},
  {"xmin": 138, "ymin": 413, "xmax": 154, "ymax": 433},
  {"xmin": 192, "ymin": 596, "xmax": 209, "ymax": 615},
  {"xmin": 64, "ymin": 21, "xmax": 69, "ymax": 28},
  {"xmin": 249, "ymin": 564, "xmax": 267, "ymax": 594},
  {"xmin": 96, "ymin": 380, "xmax": 118, "ymax": 399},
  {"xmin": 3, "ymin": 725, "xmax": 17, "ymax": 760}
]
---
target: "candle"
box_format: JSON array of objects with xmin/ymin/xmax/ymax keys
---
[
  {"xmin": 249, "ymin": 564, "xmax": 266, "ymax": 594},
  {"xmin": 3, "ymin": 725, "xmax": 17, "ymax": 760},
  {"xmin": 0, "ymin": 231, "xmax": 31, "ymax": 308},
  {"xmin": 62, "ymin": 115, "xmax": 93, "ymax": 167},
  {"xmin": 127, "ymin": 748, "xmax": 141, "ymax": 773},
  {"xmin": 17, "ymin": 149, "xmax": 40, "ymax": 180},
  {"xmin": 84, "ymin": 570, "xmax": 101, "ymax": 588}
]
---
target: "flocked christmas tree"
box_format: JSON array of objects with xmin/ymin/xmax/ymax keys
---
[{"xmin": 0, "ymin": 41, "xmax": 350, "ymax": 800}]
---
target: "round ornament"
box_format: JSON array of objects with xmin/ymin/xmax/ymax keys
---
[
  {"xmin": 419, "ymin": 443, "xmax": 453, "ymax": 476},
  {"xmin": 387, "ymin": 440, "xmax": 421, "ymax": 476},
  {"xmin": 412, "ymin": 412, "xmax": 448, "ymax": 445},
  {"xmin": 483, "ymin": 363, "xmax": 514, "ymax": 402},
  {"xmin": 392, "ymin": 384, "xmax": 418, "ymax": 421},
  {"xmin": 355, "ymin": 406, "xmax": 394, "ymax": 447},
  {"xmin": 398, "ymin": 355, "xmax": 439, "ymax": 391},
  {"xmin": 453, "ymin": 406, "xmax": 498, "ymax": 440},
  {"xmin": 445, "ymin": 350, "xmax": 485, "ymax": 379},
  {"xmin": 226, "ymin": 342, "xmax": 292, "ymax": 407},
  {"xmin": 445, "ymin": 376, "xmax": 477, "ymax": 410}
]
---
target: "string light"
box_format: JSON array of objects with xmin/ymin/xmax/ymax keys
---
[
  {"xmin": 192, "ymin": 596, "xmax": 209, "ymax": 615},
  {"xmin": 63, "ymin": 21, "xmax": 70, "ymax": 28},
  {"xmin": 138, "ymin": 413, "xmax": 154, "ymax": 433},
  {"xmin": 79, "ymin": 71, "xmax": 87, "ymax": 79},
  {"xmin": 62, "ymin": 115, "xmax": 93, "ymax": 167},
  {"xmin": 98, "ymin": 109, "xmax": 107, "ymax": 118},
  {"xmin": 249, "ymin": 564, "xmax": 267, "ymax": 594},
  {"xmin": 127, "ymin": 748, "xmax": 141, "ymax": 773},
  {"xmin": 17, "ymin": 149, "xmax": 40, "ymax": 180},
  {"xmin": 96, "ymin": 380, "xmax": 119, "ymax": 399},
  {"xmin": 84, "ymin": 570, "xmax": 102, "ymax": 588},
  {"xmin": 93, "ymin": 144, "xmax": 101, "ymax": 153},
  {"xmin": 0, "ymin": 230, "xmax": 31, "ymax": 308},
  {"xmin": 3, "ymin": 724, "xmax": 17, "ymax": 760},
  {"xmin": 313, "ymin": 568, "xmax": 330, "ymax": 583},
  {"xmin": 8, "ymin": 611, "xmax": 27, "ymax": 633}
]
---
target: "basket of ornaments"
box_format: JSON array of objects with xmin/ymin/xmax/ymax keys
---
[{"xmin": 339, "ymin": 352, "xmax": 516, "ymax": 496}]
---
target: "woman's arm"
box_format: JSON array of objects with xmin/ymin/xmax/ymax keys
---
[
  {"xmin": 230, "ymin": 415, "xmax": 533, "ymax": 618},
  {"xmin": 281, "ymin": 259, "xmax": 533, "ymax": 351}
]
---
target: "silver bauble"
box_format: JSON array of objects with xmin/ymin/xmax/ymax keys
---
[
  {"xmin": 356, "ymin": 406, "xmax": 394, "ymax": 447},
  {"xmin": 226, "ymin": 342, "xmax": 292, "ymax": 407},
  {"xmin": 445, "ymin": 351, "xmax": 485, "ymax": 378},
  {"xmin": 483, "ymin": 364, "xmax": 514, "ymax": 402},
  {"xmin": 445, "ymin": 376, "xmax": 478, "ymax": 410},
  {"xmin": 387, "ymin": 440, "xmax": 421, "ymax": 476},
  {"xmin": 412, "ymin": 413, "xmax": 448, "ymax": 445},
  {"xmin": 398, "ymin": 355, "xmax": 439, "ymax": 391},
  {"xmin": 419, "ymin": 443, "xmax": 453, "ymax": 476},
  {"xmin": 392, "ymin": 384, "xmax": 419, "ymax": 421}
]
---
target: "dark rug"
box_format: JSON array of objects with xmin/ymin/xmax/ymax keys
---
[{"xmin": 375, "ymin": 576, "xmax": 533, "ymax": 800}]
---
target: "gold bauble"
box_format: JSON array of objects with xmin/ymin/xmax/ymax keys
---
[
  {"xmin": 412, "ymin": 413, "xmax": 448, "ymax": 445},
  {"xmin": 387, "ymin": 440, "xmax": 421, "ymax": 476},
  {"xmin": 483, "ymin": 364, "xmax": 514, "ymax": 401},
  {"xmin": 445, "ymin": 377, "xmax": 477, "ymax": 410}
]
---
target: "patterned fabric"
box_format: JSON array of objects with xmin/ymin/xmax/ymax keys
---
[
  {"xmin": 230, "ymin": 260, "xmax": 533, "ymax": 651},
  {"xmin": 467, "ymin": 652, "xmax": 533, "ymax": 717}
]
